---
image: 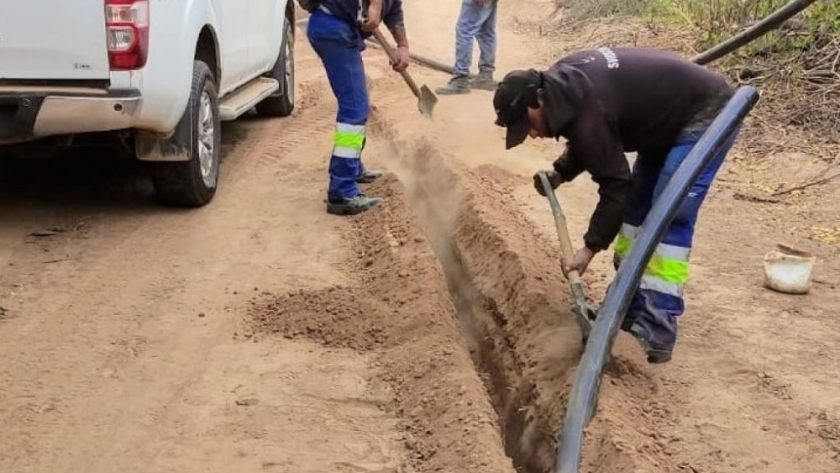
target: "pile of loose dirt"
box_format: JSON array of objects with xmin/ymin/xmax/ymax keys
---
[{"xmin": 248, "ymin": 172, "xmax": 516, "ymax": 473}]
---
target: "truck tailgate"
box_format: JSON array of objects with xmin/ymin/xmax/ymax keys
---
[{"xmin": 0, "ymin": 1, "xmax": 110, "ymax": 81}]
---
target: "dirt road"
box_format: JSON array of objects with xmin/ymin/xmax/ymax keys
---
[{"xmin": 1, "ymin": 1, "xmax": 838, "ymax": 472}]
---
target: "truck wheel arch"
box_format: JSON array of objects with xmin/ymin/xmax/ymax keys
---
[
  {"xmin": 195, "ymin": 25, "xmax": 221, "ymax": 85},
  {"xmin": 134, "ymin": 24, "xmax": 219, "ymax": 162}
]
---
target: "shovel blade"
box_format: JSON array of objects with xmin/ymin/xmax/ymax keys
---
[
  {"xmin": 417, "ymin": 85, "xmax": 439, "ymax": 118},
  {"xmin": 573, "ymin": 304, "xmax": 593, "ymax": 340}
]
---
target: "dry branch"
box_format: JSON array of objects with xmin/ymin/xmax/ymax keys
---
[{"xmin": 772, "ymin": 167, "xmax": 840, "ymax": 196}]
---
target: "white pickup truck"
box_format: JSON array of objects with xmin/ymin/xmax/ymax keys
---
[{"xmin": 0, "ymin": 0, "xmax": 296, "ymax": 207}]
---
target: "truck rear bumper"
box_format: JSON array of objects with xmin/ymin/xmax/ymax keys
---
[{"xmin": 0, "ymin": 88, "xmax": 142, "ymax": 144}]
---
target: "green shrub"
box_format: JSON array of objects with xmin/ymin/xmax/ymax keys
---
[
  {"xmin": 649, "ymin": 0, "xmax": 837, "ymax": 52},
  {"xmin": 552, "ymin": 0, "xmax": 839, "ymax": 149},
  {"xmin": 557, "ymin": 0, "xmax": 839, "ymax": 55}
]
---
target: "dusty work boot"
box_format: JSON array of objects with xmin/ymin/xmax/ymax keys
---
[
  {"xmin": 326, "ymin": 194, "xmax": 382, "ymax": 216},
  {"xmin": 627, "ymin": 319, "xmax": 676, "ymax": 364},
  {"xmin": 470, "ymin": 70, "xmax": 497, "ymax": 91},
  {"xmin": 436, "ymin": 75, "xmax": 470, "ymax": 95},
  {"xmin": 357, "ymin": 167, "xmax": 383, "ymax": 184}
]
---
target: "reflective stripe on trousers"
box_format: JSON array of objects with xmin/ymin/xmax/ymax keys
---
[
  {"xmin": 333, "ymin": 123, "xmax": 365, "ymax": 159},
  {"xmin": 608, "ymin": 123, "xmax": 741, "ymax": 350},
  {"xmin": 306, "ymin": 10, "xmax": 369, "ymax": 200},
  {"xmin": 614, "ymin": 223, "xmax": 690, "ymax": 298}
]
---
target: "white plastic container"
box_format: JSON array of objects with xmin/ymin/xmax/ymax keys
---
[{"xmin": 763, "ymin": 244, "xmax": 816, "ymax": 295}]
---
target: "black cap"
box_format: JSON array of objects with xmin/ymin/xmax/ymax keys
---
[{"xmin": 493, "ymin": 69, "xmax": 542, "ymax": 150}]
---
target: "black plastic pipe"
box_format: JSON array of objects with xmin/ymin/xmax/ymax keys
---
[{"xmin": 553, "ymin": 85, "xmax": 760, "ymax": 473}]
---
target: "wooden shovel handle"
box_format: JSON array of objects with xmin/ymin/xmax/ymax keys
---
[
  {"xmin": 537, "ymin": 171, "xmax": 582, "ymax": 285},
  {"xmin": 370, "ymin": 28, "xmax": 422, "ymax": 99}
]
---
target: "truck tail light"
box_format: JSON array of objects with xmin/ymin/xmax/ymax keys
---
[{"xmin": 105, "ymin": 0, "xmax": 150, "ymax": 70}]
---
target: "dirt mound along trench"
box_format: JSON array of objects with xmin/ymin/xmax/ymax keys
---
[
  {"xmin": 364, "ymin": 97, "xmax": 687, "ymax": 472},
  {"xmin": 248, "ymin": 177, "xmax": 515, "ymax": 472},
  {"xmin": 248, "ymin": 70, "xmax": 680, "ymax": 472}
]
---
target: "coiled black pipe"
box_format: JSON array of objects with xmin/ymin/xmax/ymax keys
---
[{"xmin": 554, "ymin": 85, "xmax": 761, "ymax": 473}]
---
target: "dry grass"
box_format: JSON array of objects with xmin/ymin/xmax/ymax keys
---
[
  {"xmin": 538, "ymin": 2, "xmax": 840, "ymax": 163},
  {"xmin": 552, "ymin": 0, "xmax": 647, "ymax": 27}
]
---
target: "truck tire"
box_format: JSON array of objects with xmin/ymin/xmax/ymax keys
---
[
  {"xmin": 151, "ymin": 60, "xmax": 221, "ymax": 207},
  {"xmin": 255, "ymin": 20, "xmax": 295, "ymax": 117}
]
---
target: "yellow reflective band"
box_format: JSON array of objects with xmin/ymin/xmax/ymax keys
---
[
  {"xmin": 645, "ymin": 254, "xmax": 689, "ymax": 285},
  {"xmin": 640, "ymin": 275, "xmax": 684, "ymax": 297},
  {"xmin": 614, "ymin": 233, "xmax": 632, "ymax": 257},
  {"xmin": 334, "ymin": 130, "xmax": 365, "ymax": 150},
  {"xmin": 613, "ymin": 224, "xmax": 690, "ymax": 286}
]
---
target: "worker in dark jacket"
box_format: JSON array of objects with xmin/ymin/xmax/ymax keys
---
[
  {"xmin": 493, "ymin": 47, "xmax": 740, "ymax": 363},
  {"xmin": 307, "ymin": 0, "xmax": 410, "ymax": 215}
]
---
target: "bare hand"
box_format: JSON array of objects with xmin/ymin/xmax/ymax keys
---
[
  {"xmin": 360, "ymin": 6, "xmax": 382, "ymax": 32},
  {"xmin": 561, "ymin": 247, "xmax": 595, "ymax": 278},
  {"xmin": 533, "ymin": 170, "xmax": 563, "ymax": 197},
  {"xmin": 391, "ymin": 46, "xmax": 410, "ymax": 72}
]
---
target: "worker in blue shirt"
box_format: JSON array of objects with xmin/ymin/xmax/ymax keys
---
[{"xmin": 306, "ymin": 0, "xmax": 410, "ymax": 215}]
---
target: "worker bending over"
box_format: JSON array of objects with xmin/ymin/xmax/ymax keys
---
[
  {"xmin": 493, "ymin": 47, "xmax": 740, "ymax": 363},
  {"xmin": 306, "ymin": 0, "xmax": 410, "ymax": 215}
]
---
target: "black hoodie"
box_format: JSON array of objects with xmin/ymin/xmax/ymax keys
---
[{"xmin": 541, "ymin": 47, "xmax": 734, "ymax": 253}]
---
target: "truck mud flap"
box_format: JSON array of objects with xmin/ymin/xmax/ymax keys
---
[{"xmin": 134, "ymin": 126, "xmax": 191, "ymax": 162}]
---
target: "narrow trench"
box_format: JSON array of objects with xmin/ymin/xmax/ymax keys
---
[
  {"xmin": 436, "ymin": 238, "xmax": 544, "ymax": 473},
  {"xmin": 401, "ymin": 177, "xmax": 553, "ymax": 473}
]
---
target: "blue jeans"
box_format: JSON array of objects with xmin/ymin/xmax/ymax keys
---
[
  {"xmin": 613, "ymin": 126, "xmax": 741, "ymax": 350},
  {"xmin": 453, "ymin": 0, "xmax": 498, "ymax": 77},
  {"xmin": 306, "ymin": 10, "xmax": 369, "ymax": 201}
]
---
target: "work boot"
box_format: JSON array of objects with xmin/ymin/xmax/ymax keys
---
[
  {"xmin": 470, "ymin": 70, "xmax": 497, "ymax": 91},
  {"xmin": 436, "ymin": 75, "xmax": 470, "ymax": 95},
  {"xmin": 357, "ymin": 168, "xmax": 383, "ymax": 184},
  {"xmin": 627, "ymin": 321, "xmax": 675, "ymax": 364},
  {"xmin": 326, "ymin": 194, "xmax": 382, "ymax": 216}
]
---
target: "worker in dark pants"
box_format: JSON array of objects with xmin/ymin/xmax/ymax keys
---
[
  {"xmin": 492, "ymin": 47, "xmax": 741, "ymax": 363},
  {"xmin": 436, "ymin": 0, "xmax": 499, "ymax": 95},
  {"xmin": 306, "ymin": 0, "xmax": 410, "ymax": 215}
]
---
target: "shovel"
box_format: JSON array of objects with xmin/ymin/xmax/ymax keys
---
[
  {"xmin": 370, "ymin": 28, "xmax": 438, "ymax": 118},
  {"xmin": 537, "ymin": 171, "xmax": 597, "ymax": 342}
]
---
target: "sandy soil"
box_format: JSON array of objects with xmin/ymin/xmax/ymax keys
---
[{"xmin": 1, "ymin": 1, "xmax": 838, "ymax": 472}]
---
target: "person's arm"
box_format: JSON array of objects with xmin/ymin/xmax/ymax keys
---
[
  {"xmin": 384, "ymin": 1, "xmax": 409, "ymax": 71},
  {"xmin": 585, "ymin": 171, "xmax": 631, "ymax": 252},
  {"xmin": 361, "ymin": 0, "xmax": 383, "ymax": 31},
  {"xmin": 388, "ymin": 23, "xmax": 408, "ymax": 49},
  {"xmin": 566, "ymin": 109, "xmax": 632, "ymax": 254},
  {"xmin": 384, "ymin": 0, "xmax": 407, "ymax": 45},
  {"xmin": 556, "ymin": 111, "xmax": 630, "ymax": 277},
  {"xmin": 552, "ymin": 144, "xmax": 586, "ymax": 183}
]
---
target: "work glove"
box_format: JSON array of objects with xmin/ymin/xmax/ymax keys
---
[{"xmin": 533, "ymin": 170, "xmax": 563, "ymax": 197}]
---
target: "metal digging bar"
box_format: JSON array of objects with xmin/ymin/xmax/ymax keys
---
[
  {"xmin": 554, "ymin": 85, "xmax": 760, "ymax": 473},
  {"xmin": 362, "ymin": 40, "xmax": 476, "ymax": 78},
  {"xmin": 295, "ymin": 18, "xmax": 473, "ymax": 78}
]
